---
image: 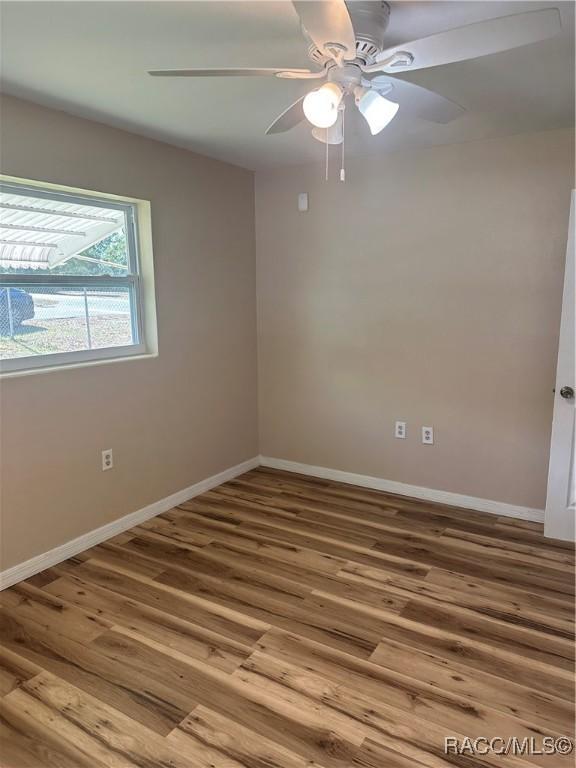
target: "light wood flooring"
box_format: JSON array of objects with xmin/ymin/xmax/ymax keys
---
[{"xmin": 1, "ymin": 467, "xmax": 574, "ymax": 767}]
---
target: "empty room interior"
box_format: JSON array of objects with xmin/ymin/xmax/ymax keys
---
[{"xmin": 0, "ymin": 1, "xmax": 575, "ymax": 766}]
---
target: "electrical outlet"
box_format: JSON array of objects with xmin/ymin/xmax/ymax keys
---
[
  {"xmin": 422, "ymin": 427, "xmax": 434, "ymax": 445},
  {"xmin": 395, "ymin": 421, "xmax": 406, "ymax": 439},
  {"xmin": 102, "ymin": 449, "xmax": 113, "ymax": 471}
]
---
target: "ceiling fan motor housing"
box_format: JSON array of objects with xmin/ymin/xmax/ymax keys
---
[{"xmin": 305, "ymin": 1, "xmax": 391, "ymax": 66}]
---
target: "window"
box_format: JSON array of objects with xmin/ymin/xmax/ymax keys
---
[{"xmin": 0, "ymin": 178, "xmax": 156, "ymax": 374}]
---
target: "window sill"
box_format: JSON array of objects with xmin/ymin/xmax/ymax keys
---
[{"xmin": 0, "ymin": 347, "xmax": 158, "ymax": 378}]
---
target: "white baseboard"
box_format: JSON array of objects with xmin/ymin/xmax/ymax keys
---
[
  {"xmin": 1, "ymin": 453, "xmax": 545, "ymax": 590},
  {"xmin": 259, "ymin": 456, "xmax": 544, "ymax": 524},
  {"xmin": 0, "ymin": 456, "xmax": 259, "ymax": 590}
]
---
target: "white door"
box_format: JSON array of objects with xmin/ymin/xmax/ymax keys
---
[{"xmin": 545, "ymin": 191, "xmax": 575, "ymax": 541}]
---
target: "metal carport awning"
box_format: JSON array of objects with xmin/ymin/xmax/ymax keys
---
[{"xmin": 0, "ymin": 191, "xmax": 125, "ymax": 270}]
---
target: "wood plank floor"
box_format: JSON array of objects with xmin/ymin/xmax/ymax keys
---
[{"xmin": 1, "ymin": 467, "xmax": 574, "ymax": 767}]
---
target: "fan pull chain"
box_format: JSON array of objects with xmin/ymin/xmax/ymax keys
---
[
  {"xmin": 340, "ymin": 106, "xmax": 346, "ymax": 182},
  {"xmin": 325, "ymin": 127, "xmax": 329, "ymax": 181}
]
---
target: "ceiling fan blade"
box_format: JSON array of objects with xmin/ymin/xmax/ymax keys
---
[
  {"xmin": 293, "ymin": 0, "xmax": 356, "ymax": 60},
  {"xmin": 371, "ymin": 8, "xmax": 562, "ymax": 73},
  {"xmin": 266, "ymin": 96, "xmax": 306, "ymax": 135},
  {"xmin": 367, "ymin": 76, "xmax": 465, "ymax": 123},
  {"xmin": 148, "ymin": 68, "xmax": 323, "ymax": 79}
]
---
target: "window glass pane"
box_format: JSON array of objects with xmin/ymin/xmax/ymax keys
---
[
  {"xmin": 46, "ymin": 231, "xmax": 130, "ymax": 277},
  {"xmin": 0, "ymin": 180, "xmax": 147, "ymax": 371},
  {"xmin": 0, "ymin": 285, "xmax": 134, "ymax": 360},
  {"xmin": 0, "ymin": 188, "xmax": 130, "ymax": 276}
]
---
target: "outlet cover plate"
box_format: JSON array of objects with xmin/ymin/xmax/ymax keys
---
[
  {"xmin": 102, "ymin": 449, "xmax": 114, "ymax": 471},
  {"xmin": 422, "ymin": 427, "xmax": 434, "ymax": 445},
  {"xmin": 395, "ymin": 421, "xmax": 407, "ymax": 439}
]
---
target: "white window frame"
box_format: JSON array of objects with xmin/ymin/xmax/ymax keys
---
[{"xmin": 0, "ymin": 176, "xmax": 157, "ymax": 376}]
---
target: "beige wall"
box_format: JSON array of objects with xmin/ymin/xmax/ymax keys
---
[
  {"xmin": 256, "ymin": 129, "xmax": 574, "ymax": 509},
  {"xmin": 0, "ymin": 95, "xmax": 258, "ymax": 570},
  {"xmin": 1, "ymin": 96, "xmax": 571, "ymax": 572}
]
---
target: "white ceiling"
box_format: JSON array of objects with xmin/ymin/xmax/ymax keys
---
[{"xmin": 1, "ymin": 1, "xmax": 574, "ymax": 170}]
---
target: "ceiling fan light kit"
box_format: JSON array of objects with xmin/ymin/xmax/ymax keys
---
[
  {"xmin": 355, "ymin": 87, "xmax": 399, "ymax": 135},
  {"xmin": 149, "ymin": 1, "xmax": 562, "ymax": 179},
  {"xmin": 311, "ymin": 118, "xmax": 344, "ymax": 146},
  {"xmin": 303, "ymin": 82, "xmax": 343, "ymax": 128}
]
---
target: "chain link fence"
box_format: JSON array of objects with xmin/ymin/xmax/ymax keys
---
[{"xmin": 0, "ymin": 285, "xmax": 134, "ymax": 359}]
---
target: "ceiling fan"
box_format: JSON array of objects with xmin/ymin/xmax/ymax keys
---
[{"xmin": 148, "ymin": 1, "xmax": 561, "ymax": 145}]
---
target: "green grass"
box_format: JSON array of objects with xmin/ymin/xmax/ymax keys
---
[{"xmin": 0, "ymin": 316, "xmax": 132, "ymax": 359}]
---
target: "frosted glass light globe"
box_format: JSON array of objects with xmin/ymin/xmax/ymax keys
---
[
  {"xmin": 357, "ymin": 90, "xmax": 399, "ymax": 135},
  {"xmin": 303, "ymin": 83, "xmax": 342, "ymax": 128}
]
